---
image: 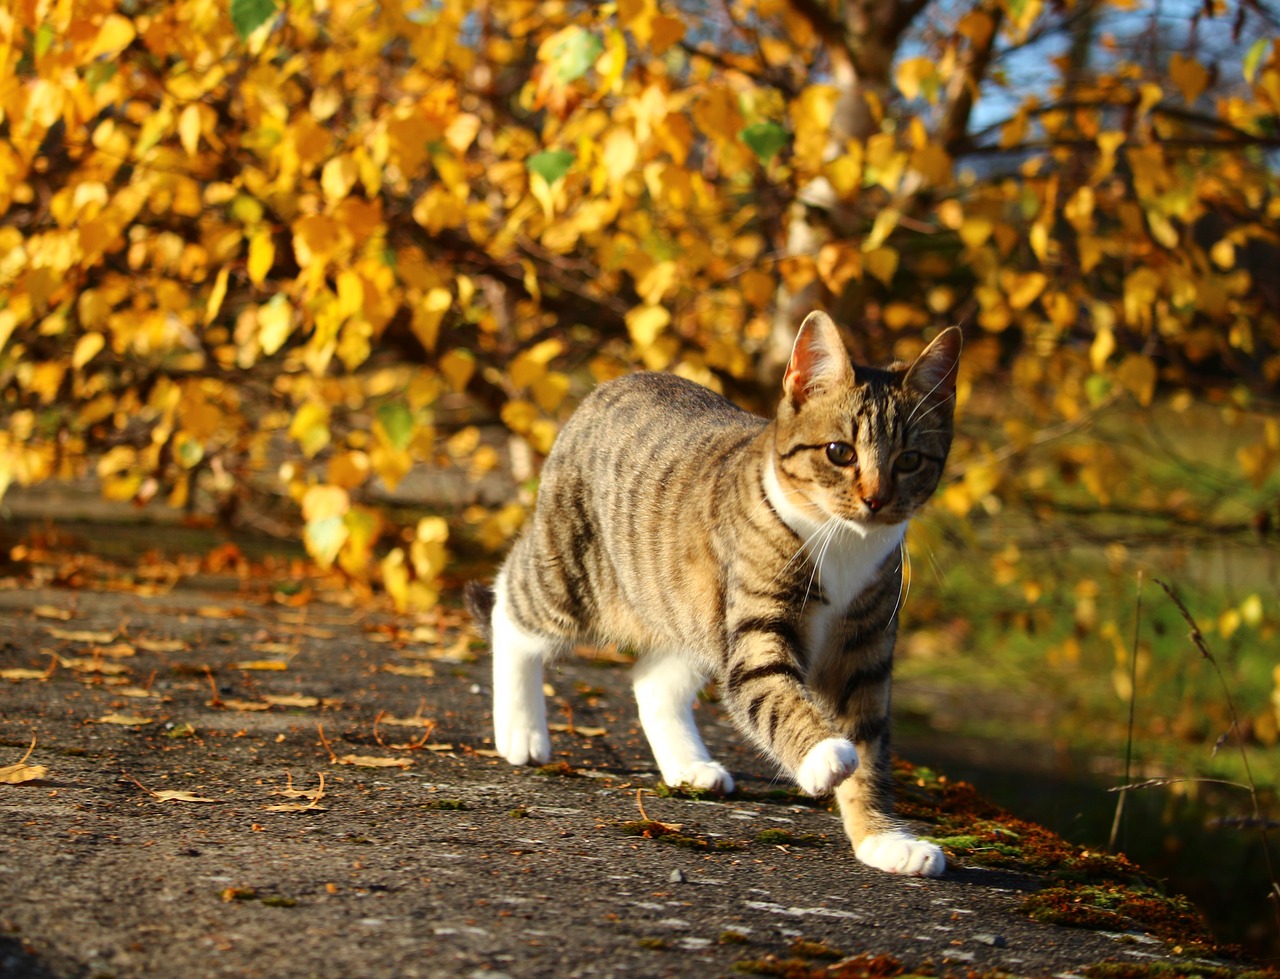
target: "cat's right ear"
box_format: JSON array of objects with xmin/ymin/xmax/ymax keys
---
[{"xmin": 783, "ymin": 311, "xmax": 853, "ymax": 409}]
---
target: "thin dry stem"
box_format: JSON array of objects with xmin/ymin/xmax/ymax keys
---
[{"xmin": 1154, "ymin": 578, "xmax": 1280, "ymax": 918}]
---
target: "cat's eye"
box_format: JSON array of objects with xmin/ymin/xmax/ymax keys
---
[
  {"xmin": 825, "ymin": 442, "xmax": 856, "ymax": 467},
  {"xmin": 894, "ymin": 450, "xmax": 923, "ymax": 473}
]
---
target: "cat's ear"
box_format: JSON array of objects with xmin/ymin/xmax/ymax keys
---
[
  {"xmin": 783, "ymin": 311, "xmax": 853, "ymax": 408},
  {"xmin": 903, "ymin": 326, "xmax": 962, "ymax": 402}
]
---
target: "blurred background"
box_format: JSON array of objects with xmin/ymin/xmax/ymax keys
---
[{"xmin": 1, "ymin": 0, "xmax": 1277, "ymax": 954}]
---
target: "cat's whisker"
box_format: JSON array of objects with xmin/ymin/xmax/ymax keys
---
[{"xmin": 887, "ymin": 539, "xmax": 911, "ymax": 632}]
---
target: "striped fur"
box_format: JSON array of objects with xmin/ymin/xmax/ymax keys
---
[{"xmin": 466, "ymin": 312, "xmax": 961, "ymax": 876}]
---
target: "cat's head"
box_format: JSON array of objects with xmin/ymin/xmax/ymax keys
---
[{"xmin": 772, "ymin": 311, "xmax": 961, "ymax": 528}]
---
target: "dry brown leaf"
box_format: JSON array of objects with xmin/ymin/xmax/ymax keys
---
[
  {"xmin": 376, "ymin": 714, "xmax": 435, "ymax": 728},
  {"xmin": 261, "ymin": 693, "xmax": 320, "ymax": 708},
  {"xmin": 151, "ymin": 790, "xmax": 221, "ymax": 803},
  {"xmin": 197, "ymin": 606, "xmax": 243, "ymax": 619},
  {"xmin": 0, "ymin": 737, "xmax": 47, "ymax": 784},
  {"xmin": 47, "ymin": 627, "xmax": 115, "ymax": 643},
  {"xmin": 548, "ymin": 724, "xmax": 607, "ymax": 737},
  {"xmin": 134, "ymin": 638, "xmax": 189, "ymax": 653},
  {"xmin": 250, "ymin": 642, "xmax": 298, "ymax": 656},
  {"xmin": 382, "ymin": 663, "xmax": 435, "ymax": 678},
  {"xmin": 58, "ymin": 656, "xmax": 129, "ymax": 675},
  {"xmin": 1, "ymin": 668, "xmax": 50, "ymax": 682},
  {"xmin": 215, "ymin": 698, "xmax": 271, "ymax": 712},
  {"xmin": 90, "ymin": 712, "xmax": 154, "ymax": 726},
  {"xmin": 265, "ymin": 772, "xmax": 327, "ymax": 810},
  {"xmin": 117, "ymin": 687, "xmax": 167, "ymax": 699},
  {"xmin": 424, "ymin": 743, "xmax": 455, "ymax": 752},
  {"xmin": 33, "ymin": 605, "xmax": 72, "ymax": 621},
  {"xmin": 234, "ymin": 660, "xmax": 290, "ymax": 671},
  {"xmin": 336, "ymin": 755, "xmax": 413, "ymax": 769},
  {"xmin": 97, "ymin": 643, "xmax": 136, "ymax": 658}
]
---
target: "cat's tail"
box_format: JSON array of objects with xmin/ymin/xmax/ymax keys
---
[{"xmin": 463, "ymin": 580, "xmax": 495, "ymax": 644}]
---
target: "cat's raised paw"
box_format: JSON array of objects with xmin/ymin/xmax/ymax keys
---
[
  {"xmin": 795, "ymin": 737, "xmax": 859, "ymax": 796},
  {"xmin": 855, "ymin": 832, "xmax": 946, "ymax": 877},
  {"xmin": 666, "ymin": 761, "xmax": 735, "ymax": 795}
]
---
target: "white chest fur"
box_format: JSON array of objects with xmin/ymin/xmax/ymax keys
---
[{"xmin": 763, "ymin": 460, "xmax": 906, "ymax": 654}]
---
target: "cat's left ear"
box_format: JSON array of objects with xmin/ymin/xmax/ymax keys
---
[
  {"xmin": 903, "ymin": 326, "xmax": 962, "ymax": 401},
  {"xmin": 783, "ymin": 311, "xmax": 854, "ymax": 409}
]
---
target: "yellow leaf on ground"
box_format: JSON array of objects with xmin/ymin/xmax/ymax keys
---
[
  {"xmin": 33, "ymin": 606, "xmax": 72, "ymax": 621},
  {"xmin": 234, "ymin": 660, "xmax": 290, "ymax": 671},
  {"xmin": 547, "ymin": 724, "xmax": 607, "ymax": 737},
  {"xmin": 383, "ymin": 663, "xmax": 436, "ymax": 678},
  {"xmin": 261, "ymin": 694, "xmax": 321, "ymax": 708},
  {"xmin": 2, "ymin": 669, "xmax": 50, "ymax": 682},
  {"xmin": 216, "ymin": 698, "xmax": 271, "ymax": 711},
  {"xmin": 91, "ymin": 713, "xmax": 154, "ymax": 726},
  {"xmin": 151, "ymin": 790, "xmax": 221, "ymax": 804},
  {"xmin": 337, "ymin": 755, "xmax": 414, "ymax": 769},
  {"xmin": 47, "ymin": 627, "xmax": 116, "ymax": 643},
  {"xmin": 0, "ymin": 762, "xmax": 48, "ymax": 784}
]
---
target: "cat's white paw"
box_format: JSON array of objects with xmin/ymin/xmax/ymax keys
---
[
  {"xmin": 795, "ymin": 737, "xmax": 859, "ymax": 796},
  {"xmin": 666, "ymin": 761, "xmax": 735, "ymax": 794},
  {"xmin": 855, "ymin": 832, "xmax": 946, "ymax": 877},
  {"xmin": 494, "ymin": 715, "xmax": 551, "ymax": 766}
]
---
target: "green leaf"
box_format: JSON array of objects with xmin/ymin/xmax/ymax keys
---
[
  {"xmin": 739, "ymin": 121, "xmax": 789, "ymax": 163},
  {"xmin": 230, "ymin": 0, "xmax": 278, "ymax": 39},
  {"xmin": 35, "ymin": 23, "xmax": 55, "ymax": 57},
  {"xmin": 526, "ymin": 150, "xmax": 575, "ymax": 184},
  {"xmin": 376, "ymin": 403, "xmax": 414, "ymax": 451},
  {"xmin": 549, "ymin": 26, "xmax": 603, "ymax": 84},
  {"xmin": 1243, "ymin": 38, "xmax": 1268, "ymax": 84}
]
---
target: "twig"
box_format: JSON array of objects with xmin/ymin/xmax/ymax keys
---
[
  {"xmin": 1154, "ymin": 579, "xmax": 1280, "ymax": 918},
  {"xmin": 1109, "ymin": 570, "xmax": 1143, "ymax": 853},
  {"xmin": 15, "ymin": 735, "xmax": 37, "ymax": 767},
  {"xmin": 204, "ymin": 666, "xmax": 222, "ymax": 708},
  {"xmin": 1107, "ymin": 776, "xmax": 1253, "ymax": 793},
  {"xmin": 316, "ymin": 722, "xmax": 338, "ymax": 764}
]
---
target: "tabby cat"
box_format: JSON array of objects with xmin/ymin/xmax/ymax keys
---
[{"xmin": 465, "ymin": 311, "xmax": 961, "ymax": 876}]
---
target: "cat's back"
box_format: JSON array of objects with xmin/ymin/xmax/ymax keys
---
[{"xmin": 547, "ymin": 371, "xmax": 764, "ymax": 472}]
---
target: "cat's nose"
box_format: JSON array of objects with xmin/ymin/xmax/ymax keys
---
[{"xmin": 863, "ymin": 496, "xmax": 886, "ymax": 512}]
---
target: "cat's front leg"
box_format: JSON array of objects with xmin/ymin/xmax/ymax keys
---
[
  {"xmin": 489, "ymin": 573, "xmax": 552, "ymax": 766},
  {"xmin": 633, "ymin": 653, "xmax": 734, "ymax": 793},
  {"xmin": 720, "ymin": 618, "xmax": 856, "ymax": 794}
]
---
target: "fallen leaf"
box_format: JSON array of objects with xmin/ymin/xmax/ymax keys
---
[
  {"xmin": 250, "ymin": 642, "xmax": 299, "ymax": 656},
  {"xmin": 382, "ymin": 663, "xmax": 435, "ymax": 678},
  {"xmin": 215, "ymin": 698, "xmax": 271, "ymax": 712},
  {"xmin": 336, "ymin": 755, "xmax": 413, "ymax": 768},
  {"xmin": 1, "ymin": 668, "xmax": 50, "ymax": 682},
  {"xmin": 261, "ymin": 693, "xmax": 320, "ymax": 708},
  {"xmin": 264, "ymin": 801, "xmax": 330, "ymax": 812},
  {"xmin": 0, "ymin": 737, "xmax": 47, "ymax": 784},
  {"xmin": 47, "ymin": 627, "xmax": 116, "ymax": 643},
  {"xmin": 33, "ymin": 605, "xmax": 72, "ymax": 620},
  {"xmin": 197, "ymin": 606, "xmax": 244, "ymax": 619},
  {"xmin": 97, "ymin": 643, "xmax": 137, "ymax": 658},
  {"xmin": 151, "ymin": 790, "xmax": 221, "ymax": 803},
  {"xmin": 90, "ymin": 712, "xmax": 154, "ymax": 726},
  {"xmin": 58, "ymin": 656, "xmax": 129, "ymax": 675},
  {"xmin": 134, "ymin": 638, "xmax": 189, "ymax": 653},
  {"xmin": 548, "ymin": 724, "xmax": 607, "ymax": 737},
  {"xmin": 265, "ymin": 772, "xmax": 328, "ymax": 811},
  {"xmin": 117, "ymin": 687, "xmax": 167, "ymax": 699},
  {"xmin": 376, "ymin": 714, "xmax": 436, "ymax": 728},
  {"xmin": 234, "ymin": 660, "xmax": 290, "ymax": 671}
]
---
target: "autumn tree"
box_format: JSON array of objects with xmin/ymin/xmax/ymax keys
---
[{"xmin": 1, "ymin": 0, "xmax": 1278, "ymax": 609}]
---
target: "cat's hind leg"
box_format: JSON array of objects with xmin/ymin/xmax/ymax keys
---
[
  {"xmin": 633, "ymin": 654, "xmax": 734, "ymax": 793},
  {"xmin": 489, "ymin": 571, "xmax": 554, "ymax": 766}
]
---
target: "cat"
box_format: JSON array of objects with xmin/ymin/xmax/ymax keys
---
[{"xmin": 465, "ymin": 311, "xmax": 961, "ymax": 876}]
